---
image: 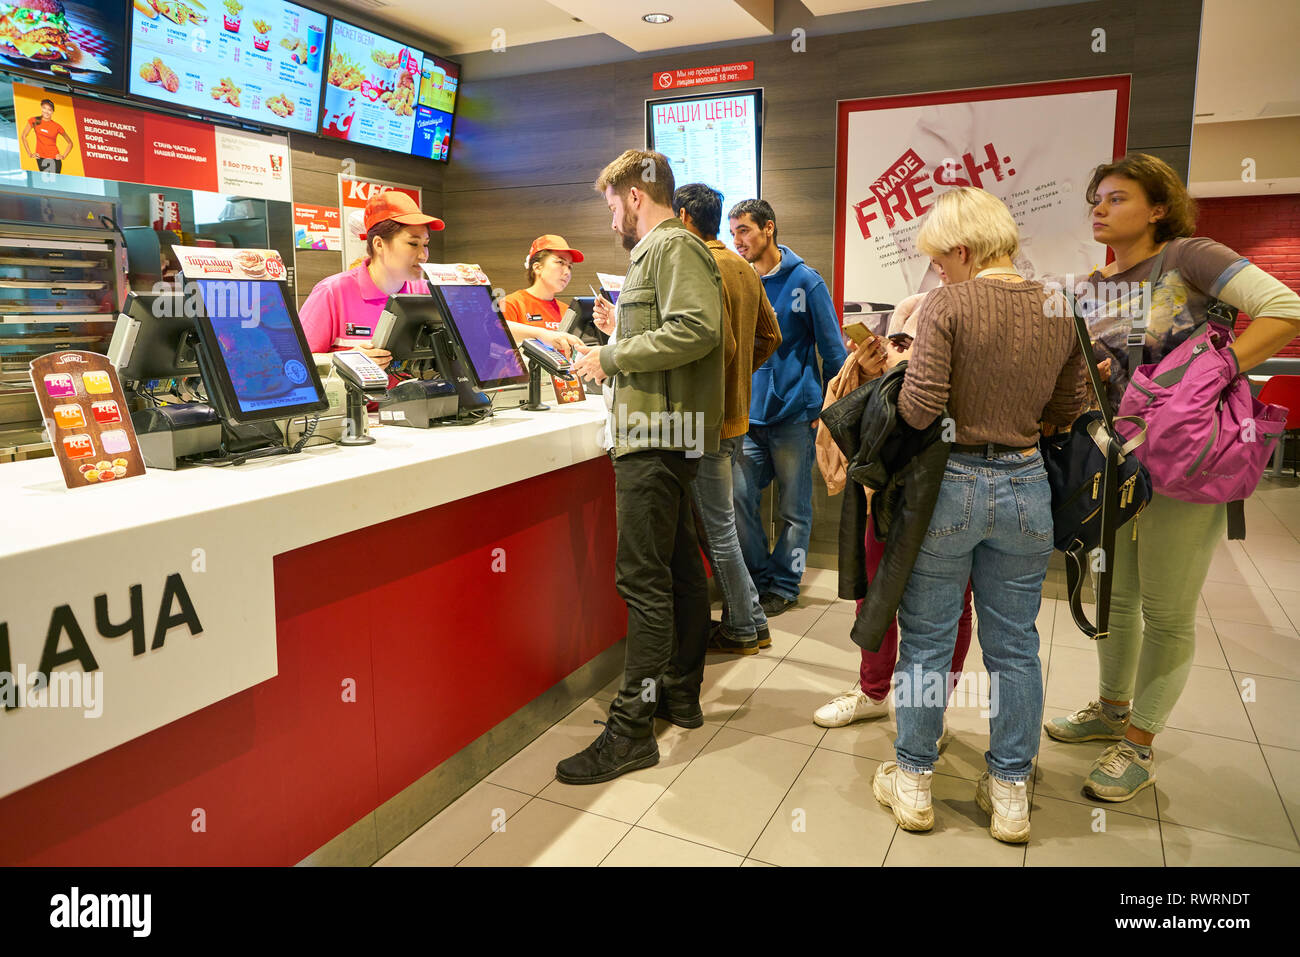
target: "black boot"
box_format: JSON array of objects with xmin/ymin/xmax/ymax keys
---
[{"xmin": 555, "ymin": 720, "xmax": 660, "ymax": 785}]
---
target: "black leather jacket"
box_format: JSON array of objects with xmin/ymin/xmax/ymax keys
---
[{"xmin": 819, "ymin": 364, "xmax": 951, "ymax": 652}]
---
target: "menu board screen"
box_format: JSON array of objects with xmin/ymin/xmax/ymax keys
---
[
  {"xmin": 647, "ymin": 89, "xmax": 763, "ymax": 255},
  {"xmin": 319, "ymin": 18, "xmax": 422, "ymax": 154},
  {"xmin": 127, "ymin": 0, "xmax": 327, "ymax": 134},
  {"xmin": 0, "ymin": 1, "xmax": 127, "ymax": 90}
]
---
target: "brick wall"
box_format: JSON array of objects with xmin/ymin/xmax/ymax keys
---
[{"xmin": 1195, "ymin": 194, "xmax": 1300, "ymax": 357}]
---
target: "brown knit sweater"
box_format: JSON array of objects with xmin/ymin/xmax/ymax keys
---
[
  {"xmin": 706, "ymin": 240, "xmax": 782, "ymax": 439},
  {"xmin": 897, "ymin": 277, "xmax": 1087, "ymax": 447}
]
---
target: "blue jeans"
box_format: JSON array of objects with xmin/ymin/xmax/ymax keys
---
[
  {"xmin": 691, "ymin": 437, "xmax": 768, "ymax": 638},
  {"xmin": 894, "ymin": 449, "xmax": 1053, "ymax": 783},
  {"xmin": 733, "ymin": 419, "xmax": 816, "ymax": 601}
]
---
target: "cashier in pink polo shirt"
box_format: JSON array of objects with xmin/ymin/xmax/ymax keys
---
[{"xmin": 298, "ymin": 190, "xmax": 443, "ymax": 368}]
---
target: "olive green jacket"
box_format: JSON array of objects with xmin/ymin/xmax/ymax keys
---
[{"xmin": 599, "ymin": 217, "xmax": 724, "ymax": 458}]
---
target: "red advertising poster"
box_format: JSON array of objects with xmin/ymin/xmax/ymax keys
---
[
  {"xmin": 652, "ymin": 62, "xmax": 754, "ymax": 91},
  {"xmin": 339, "ymin": 174, "xmax": 421, "ymax": 269},
  {"xmin": 13, "ymin": 82, "xmax": 290, "ymax": 202},
  {"xmin": 293, "ymin": 204, "xmax": 342, "ymax": 250}
]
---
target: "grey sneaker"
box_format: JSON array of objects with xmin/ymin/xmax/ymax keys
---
[
  {"xmin": 1043, "ymin": 700, "xmax": 1129, "ymax": 743},
  {"xmin": 1083, "ymin": 743, "xmax": 1156, "ymax": 802}
]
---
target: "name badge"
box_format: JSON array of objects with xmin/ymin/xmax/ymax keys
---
[{"xmin": 346, "ymin": 323, "xmax": 372, "ymax": 337}]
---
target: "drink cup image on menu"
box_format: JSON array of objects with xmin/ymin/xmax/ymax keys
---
[{"xmin": 306, "ymin": 24, "xmax": 323, "ymax": 71}]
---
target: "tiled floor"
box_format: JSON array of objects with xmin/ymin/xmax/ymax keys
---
[{"xmin": 378, "ymin": 478, "xmax": 1300, "ymax": 866}]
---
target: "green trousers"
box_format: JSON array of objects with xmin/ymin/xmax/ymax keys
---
[{"xmin": 1096, "ymin": 491, "xmax": 1227, "ymax": 735}]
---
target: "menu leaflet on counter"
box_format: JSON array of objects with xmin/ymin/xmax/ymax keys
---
[
  {"xmin": 128, "ymin": 0, "xmax": 327, "ymax": 135},
  {"xmin": 30, "ymin": 351, "xmax": 146, "ymax": 491}
]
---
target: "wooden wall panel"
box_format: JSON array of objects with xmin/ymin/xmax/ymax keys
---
[{"xmin": 438, "ymin": 0, "xmax": 1204, "ymax": 564}]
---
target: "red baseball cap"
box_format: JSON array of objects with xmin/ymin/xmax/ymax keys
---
[
  {"xmin": 361, "ymin": 190, "xmax": 445, "ymax": 238},
  {"xmin": 526, "ymin": 234, "xmax": 584, "ymax": 265}
]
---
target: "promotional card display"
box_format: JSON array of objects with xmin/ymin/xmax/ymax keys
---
[
  {"xmin": 596, "ymin": 271, "xmax": 625, "ymax": 304},
  {"xmin": 13, "ymin": 82, "xmax": 292, "ymax": 201},
  {"xmin": 173, "ymin": 244, "xmax": 287, "ymax": 281},
  {"xmin": 320, "ymin": 18, "xmax": 422, "ymax": 154},
  {"xmin": 293, "ymin": 203, "xmax": 341, "ymax": 250},
  {"xmin": 0, "ymin": 0, "xmax": 125, "ymax": 89},
  {"xmin": 420, "ymin": 262, "xmax": 488, "ymax": 286},
  {"xmin": 31, "ymin": 350, "xmax": 146, "ymax": 490},
  {"xmin": 647, "ymin": 90, "xmax": 762, "ymax": 255},
  {"xmin": 128, "ymin": 0, "xmax": 327, "ymax": 134}
]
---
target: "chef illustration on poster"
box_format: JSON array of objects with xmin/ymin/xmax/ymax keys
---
[{"xmin": 835, "ymin": 79, "xmax": 1129, "ymax": 312}]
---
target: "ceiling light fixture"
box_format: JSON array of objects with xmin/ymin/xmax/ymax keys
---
[{"xmin": 642, "ymin": 13, "xmax": 673, "ymax": 24}]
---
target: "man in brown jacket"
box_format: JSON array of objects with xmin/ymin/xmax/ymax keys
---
[{"xmin": 672, "ymin": 183, "xmax": 782, "ymax": 654}]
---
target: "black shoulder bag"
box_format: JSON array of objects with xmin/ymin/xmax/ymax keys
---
[{"xmin": 1040, "ymin": 288, "xmax": 1153, "ymax": 639}]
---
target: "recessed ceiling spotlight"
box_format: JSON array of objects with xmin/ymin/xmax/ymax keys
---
[{"xmin": 642, "ymin": 13, "xmax": 673, "ymax": 24}]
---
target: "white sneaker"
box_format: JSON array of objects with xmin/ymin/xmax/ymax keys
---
[
  {"xmin": 975, "ymin": 771, "xmax": 1030, "ymax": 843},
  {"xmin": 813, "ymin": 687, "xmax": 889, "ymax": 728},
  {"xmin": 873, "ymin": 762, "xmax": 934, "ymax": 831}
]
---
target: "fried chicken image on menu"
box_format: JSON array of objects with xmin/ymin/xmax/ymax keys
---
[
  {"xmin": 266, "ymin": 93, "xmax": 296, "ymax": 118},
  {"xmin": 381, "ymin": 70, "xmax": 415, "ymax": 116},
  {"xmin": 210, "ymin": 76, "xmax": 242, "ymax": 107},
  {"xmin": 139, "ymin": 56, "xmax": 180, "ymax": 93}
]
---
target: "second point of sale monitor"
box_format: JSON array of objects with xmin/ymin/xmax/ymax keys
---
[{"xmin": 191, "ymin": 278, "xmax": 327, "ymax": 425}]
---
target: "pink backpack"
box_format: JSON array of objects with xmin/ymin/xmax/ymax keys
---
[{"xmin": 1115, "ymin": 248, "xmax": 1288, "ymax": 506}]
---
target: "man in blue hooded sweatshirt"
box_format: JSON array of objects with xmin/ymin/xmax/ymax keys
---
[{"xmin": 728, "ymin": 199, "xmax": 847, "ymax": 616}]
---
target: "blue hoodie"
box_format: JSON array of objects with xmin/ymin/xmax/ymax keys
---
[{"xmin": 750, "ymin": 245, "xmax": 847, "ymax": 426}]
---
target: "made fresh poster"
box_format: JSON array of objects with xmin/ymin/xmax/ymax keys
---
[
  {"xmin": 833, "ymin": 77, "xmax": 1129, "ymax": 312},
  {"xmin": 14, "ymin": 82, "xmax": 291, "ymax": 201}
]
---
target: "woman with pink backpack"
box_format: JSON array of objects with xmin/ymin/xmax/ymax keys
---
[{"xmin": 1044, "ymin": 153, "xmax": 1300, "ymax": 801}]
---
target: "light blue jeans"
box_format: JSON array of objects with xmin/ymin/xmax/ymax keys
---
[
  {"xmin": 894, "ymin": 450, "xmax": 1053, "ymax": 783},
  {"xmin": 733, "ymin": 419, "xmax": 816, "ymax": 601},
  {"xmin": 691, "ymin": 436, "xmax": 768, "ymax": 638}
]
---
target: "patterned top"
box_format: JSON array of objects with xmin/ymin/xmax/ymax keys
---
[{"xmin": 1075, "ymin": 238, "xmax": 1249, "ymax": 410}]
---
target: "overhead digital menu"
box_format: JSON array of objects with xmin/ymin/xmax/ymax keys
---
[
  {"xmin": 319, "ymin": 19, "xmax": 422, "ymax": 155},
  {"xmin": 128, "ymin": 0, "xmax": 327, "ymax": 135},
  {"xmin": 648, "ymin": 90, "xmax": 762, "ymax": 254}
]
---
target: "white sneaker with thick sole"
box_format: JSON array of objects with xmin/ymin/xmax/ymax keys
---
[
  {"xmin": 813, "ymin": 687, "xmax": 889, "ymax": 728},
  {"xmin": 873, "ymin": 761, "xmax": 934, "ymax": 831},
  {"xmin": 975, "ymin": 771, "xmax": 1030, "ymax": 843}
]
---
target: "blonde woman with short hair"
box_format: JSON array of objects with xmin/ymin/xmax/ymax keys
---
[{"xmin": 871, "ymin": 187, "xmax": 1088, "ymax": 844}]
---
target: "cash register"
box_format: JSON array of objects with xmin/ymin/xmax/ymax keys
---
[{"xmin": 109, "ymin": 279, "xmax": 329, "ymax": 468}]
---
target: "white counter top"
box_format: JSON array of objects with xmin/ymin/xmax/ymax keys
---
[
  {"xmin": 0, "ymin": 396, "xmax": 609, "ymax": 799},
  {"xmin": 0, "ymin": 396, "xmax": 608, "ymax": 561}
]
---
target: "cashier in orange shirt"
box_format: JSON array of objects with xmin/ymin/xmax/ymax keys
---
[{"xmin": 501, "ymin": 235, "xmax": 586, "ymax": 355}]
